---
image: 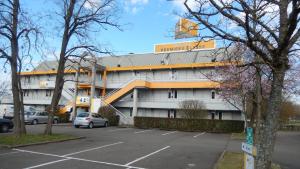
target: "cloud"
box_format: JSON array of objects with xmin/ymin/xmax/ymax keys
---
[
  {"xmin": 124, "ymin": 0, "xmax": 148, "ymax": 14},
  {"xmin": 128, "ymin": 0, "xmax": 148, "ymax": 5},
  {"xmin": 171, "ymin": 0, "xmax": 200, "ymax": 12},
  {"xmin": 84, "ymin": 0, "xmax": 101, "ymax": 10}
]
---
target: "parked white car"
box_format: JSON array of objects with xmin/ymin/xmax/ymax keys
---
[{"xmin": 74, "ymin": 112, "xmax": 108, "ymax": 129}]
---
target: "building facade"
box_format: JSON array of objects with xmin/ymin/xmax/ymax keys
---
[{"xmin": 1, "ymin": 50, "xmax": 243, "ymax": 124}]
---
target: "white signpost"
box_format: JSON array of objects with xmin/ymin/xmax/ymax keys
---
[
  {"xmin": 242, "ymin": 142, "xmax": 257, "ymax": 156},
  {"xmin": 245, "ymin": 154, "xmax": 255, "ymax": 169}
]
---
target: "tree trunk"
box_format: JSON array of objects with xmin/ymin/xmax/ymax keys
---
[
  {"xmin": 249, "ymin": 93, "xmax": 256, "ymax": 128},
  {"xmin": 255, "ymin": 69, "xmax": 286, "ymax": 169},
  {"xmin": 44, "ymin": 59, "xmax": 66, "ymax": 135},
  {"xmin": 44, "ymin": 0, "xmax": 75, "ymax": 135},
  {"xmin": 11, "ymin": 0, "xmax": 26, "ymax": 136},
  {"xmin": 11, "ymin": 61, "xmax": 22, "ymax": 136},
  {"xmin": 254, "ymin": 66, "xmax": 262, "ymax": 143}
]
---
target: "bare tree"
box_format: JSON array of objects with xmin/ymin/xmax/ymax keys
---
[
  {"xmin": 44, "ymin": 0, "xmax": 120, "ymax": 135},
  {"xmin": 0, "ymin": 0, "xmax": 40, "ymax": 136},
  {"xmin": 183, "ymin": 0, "xmax": 300, "ymax": 168},
  {"xmin": 179, "ymin": 100, "xmax": 208, "ymax": 119}
]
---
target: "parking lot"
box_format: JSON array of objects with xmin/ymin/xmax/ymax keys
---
[
  {"xmin": 0, "ymin": 125, "xmax": 300, "ymax": 169},
  {"xmin": 0, "ymin": 125, "xmax": 230, "ymax": 169}
]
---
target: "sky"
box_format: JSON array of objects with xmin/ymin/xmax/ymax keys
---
[
  {"xmin": 1, "ymin": 0, "xmax": 299, "ymax": 103},
  {"xmin": 21, "ymin": 0, "xmax": 197, "ymax": 58}
]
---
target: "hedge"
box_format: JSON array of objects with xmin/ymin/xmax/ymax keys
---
[
  {"xmin": 134, "ymin": 117, "xmax": 244, "ymax": 133},
  {"xmin": 279, "ymin": 125, "xmax": 300, "ymax": 131},
  {"xmin": 98, "ymin": 106, "xmax": 120, "ymax": 126}
]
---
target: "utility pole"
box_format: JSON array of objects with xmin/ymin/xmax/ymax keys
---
[
  {"xmin": 71, "ymin": 63, "xmax": 79, "ymax": 121},
  {"xmin": 90, "ymin": 58, "xmax": 96, "ymax": 112}
]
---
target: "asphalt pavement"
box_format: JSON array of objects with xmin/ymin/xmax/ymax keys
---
[{"xmin": 0, "ymin": 125, "xmax": 299, "ymax": 169}]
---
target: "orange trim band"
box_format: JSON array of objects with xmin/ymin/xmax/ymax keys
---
[
  {"xmin": 20, "ymin": 69, "xmax": 88, "ymax": 76},
  {"xmin": 106, "ymin": 61, "xmax": 236, "ymax": 72}
]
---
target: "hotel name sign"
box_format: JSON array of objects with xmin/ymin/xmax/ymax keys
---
[{"xmin": 154, "ymin": 40, "xmax": 215, "ymax": 53}]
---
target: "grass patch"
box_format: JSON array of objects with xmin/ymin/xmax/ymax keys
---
[
  {"xmin": 231, "ymin": 132, "xmax": 246, "ymax": 140},
  {"xmin": 0, "ymin": 134, "xmax": 78, "ymax": 146},
  {"xmin": 217, "ymin": 152, "xmax": 243, "ymax": 169},
  {"xmin": 216, "ymin": 152, "xmax": 281, "ymax": 169}
]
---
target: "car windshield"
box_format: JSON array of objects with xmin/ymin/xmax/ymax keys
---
[
  {"xmin": 77, "ymin": 113, "xmax": 89, "ymax": 117},
  {"xmin": 25, "ymin": 112, "xmax": 35, "ymax": 116}
]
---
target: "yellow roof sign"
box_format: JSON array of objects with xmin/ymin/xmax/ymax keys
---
[
  {"xmin": 154, "ymin": 40, "xmax": 215, "ymax": 53},
  {"xmin": 175, "ymin": 18, "xmax": 198, "ymax": 39}
]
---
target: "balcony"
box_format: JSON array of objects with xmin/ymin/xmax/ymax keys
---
[
  {"xmin": 77, "ymin": 80, "xmax": 104, "ymax": 89},
  {"xmin": 22, "ymin": 81, "xmax": 55, "ymax": 89}
]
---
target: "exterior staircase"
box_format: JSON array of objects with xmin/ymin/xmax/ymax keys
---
[
  {"xmin": 59, "ymin": 83, "xmax": 75, "ymax": 114},
  {"xmin": 104, "ymin": 80, "xmax": 150, "ymax": 104}
]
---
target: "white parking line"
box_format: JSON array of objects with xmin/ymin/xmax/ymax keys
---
[
  {"xmin": 193, "ymin": 132, "xmax": 206, "ymax": 138},
  {"xmin": 109, "ymin": 128, "xmax": 131, "ymax": 132},
  {"xmin": 14, "ymin": 148, "xmax": 145, "ymax": 169},
  {"xmin": 61, "ymin": 142, "xmax": 123, "ymax": 157},
  {"xmin": 125, "ymin": 146, "xmax": 170, "ymax": 166},
  {"xmin": 24, "ymin": 159, "xmax": 71, "ymax": 169},
  {"xmin": 162, "ymin": 131, "xmax": 177, "ymax": 136},
  {"xmin": 0, "ymin": 151, "xmax": 19, "ymax": 156},
  {"xmin": 70, "ymin": 156, "xmax": 146, "ymax": 169},
  {"xmin": 13, "ymin": 149, "xmax": 62, "ymax": 158},
  {"xmin": 134, "ymin": 130, "xmax": 152, "ymax": 134}
]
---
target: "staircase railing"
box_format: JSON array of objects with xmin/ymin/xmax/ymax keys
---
[
  {"xmin": 100, "ymin": 99, "xmax": 132, "ymax": 125},
  {"xmin": 62, "ymin": 83, "xmax": 75, "ymax": 100},
  {"xmin": 104, "ymin": 76, "xmax": 152, "ymax": 100},
  {"xmin": 103, "ymin": 78, "xmax": 136, "ymax": 100}
]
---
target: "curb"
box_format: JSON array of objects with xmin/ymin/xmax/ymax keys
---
[
  {"xmin": 0, "ymin": 136, "xmax": 85, "ymax": 149},
  {"xmin": 53, "ymin": 123, "xmax": 73, "ymax": 127},
  {"xmin": 213, "ymin": 150, "xmax": 226, "ymax": 169}
]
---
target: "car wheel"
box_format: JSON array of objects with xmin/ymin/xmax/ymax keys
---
[
  {"xmin": 104, "ymin": 122, "xmax": 108, "ymax": 127},
  {"xmin": 53, "ymin": 119, "xmax": 58, "ymax": 124},
  {"xmin": 74, "ymin": 125, "xmax": 80, "ymax": 128},
  {"xmin": 32, "ymin": 119, "xmax": 38, "ymax": 125},
  {"xmin": 88, "ymin": 122, "xmax": 93, "ymax": 129},
  {"xmin": 1, "ymin": 124, "xmax": 9, "ymax": 133}
]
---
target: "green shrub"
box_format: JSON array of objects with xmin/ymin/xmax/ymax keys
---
[
  {"xmin": 134, "ymin": 117, "xmax": 244, "ymax": 133},
  {"xmin": 98, "ymin": 106, "xmax": 119, "ymax": 126}
]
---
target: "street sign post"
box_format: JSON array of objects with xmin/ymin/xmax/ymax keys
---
[
  {"xmin": 244, "ymin": 154, "xmax": 255, "ymax": 169},
  {"xmin": 246, "ymin": 127, "xmax": 254, "ymax": 145},
  {"xmin": 243, "ymin": 127, "xmax": 255, "ymax": 169},
  {"xmin": 242, "ymin": 142, "xmax": 257, "ymax": 156}
]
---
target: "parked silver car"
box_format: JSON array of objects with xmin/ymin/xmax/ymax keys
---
[
  {"xmin": 74, "ymin": 112, "xmax": 108, "ymax": 129},
  {"xmin": 24, "ymin": 111, "xmax": 59, "ymax": 125}
]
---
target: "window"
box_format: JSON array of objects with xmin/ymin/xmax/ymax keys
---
[
  {"xmin": 168, "ymin": 89, "xmax": 177, "ymax": 99},
  {"xmin": 219, "ymin": 112, "xmax": 222, "ymax": 120},
  {"xmin": 25, "ymin": 76, "xmax": 31, "ymax": 83},
  {"xmin": 92, "ymin": 114, "xmax": 99, "ymax": 118},
  {"xmin": 23, "ymin": 90, "xmax": 29, "ymax": 97},
  {"xmin": 170, "ymin": 70, "xmax": 177, "ymax": 80},
  {"xmin": 168, "ymin": 109, "xmax": 176, "ymax": 118},
  {"xmin": 134, "ymin": 71, "xmax": 139, "ymax": 76},
  {"xmin": 211, "ymin": 113, "xmax": 215, "ymax": 120},
  {"xmin": 46, "ymin": 90, "xmax": 52, "ymax": 97},
  {"xmin": 77, "ymin": 112, "xmax": 89, "ymax": 117},
  {"xmin": 212, "ymin": 91, "xmax": 215, "ymax": 99}
]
